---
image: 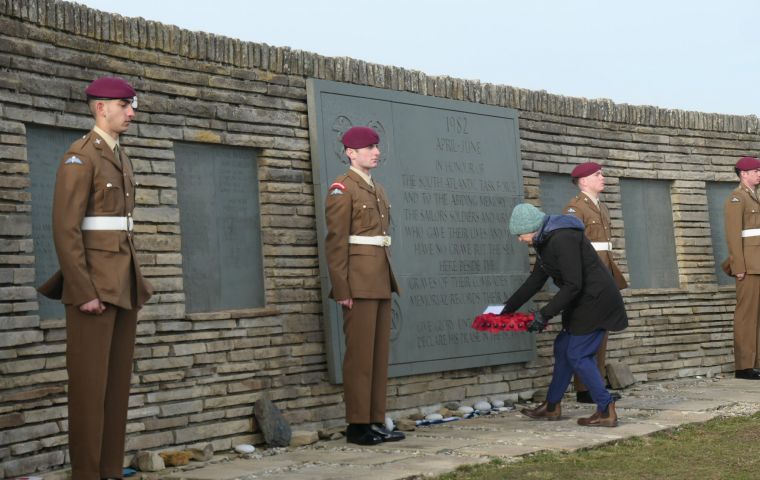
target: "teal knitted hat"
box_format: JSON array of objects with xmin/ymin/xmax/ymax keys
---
[{"xmin": 509, "ymin": 203, "xmax": 546, "ymax": 235}]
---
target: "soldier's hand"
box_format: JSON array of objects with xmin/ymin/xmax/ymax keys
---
[
  {"xmin": 80, "ymin": 298, "xmax": 106, "ymax": 314},
  {"xmin": 337, "ymin": 298, "xmax": 353, "ymax": 309},
  {"xmin": 737, "ymin": 273, "xmax": 746, "ymax": 281}
]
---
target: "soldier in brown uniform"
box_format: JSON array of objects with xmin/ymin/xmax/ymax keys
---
[
  {"xmin": 38, "ymin": 77, "xmax": 152, "ymax": 479},
  {"xmin": 563, "ymin": 162, "xmax": 627, "ymax": 403},
  {"xmin": 324, "ymin": 126, "xmax": 404, "ymax": 445},
  {"xmin": 723, "ymin": 156, "xmax": 760, "ymax": 380}
]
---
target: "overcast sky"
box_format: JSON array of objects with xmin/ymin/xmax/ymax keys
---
[{"xmin": 77, "ymin": 0, "xmax": 759, "ymax": 117}]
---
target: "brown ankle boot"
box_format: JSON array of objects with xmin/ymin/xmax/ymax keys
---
[
  {"xmin": 577, "ymin": 401, "xmax": 618, "ymax": 427},
  {"xmin": 520, "ymin": 401, "xmax": 561, "ymax": 421}
]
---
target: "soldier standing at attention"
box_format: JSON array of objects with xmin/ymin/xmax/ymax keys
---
[
  {"xmin": 324, "ymin": 126, "xmax": 404, "ymax": 445},
  {"xmin": 38, "ymin": 76, "xmax": 153, "ymax": 479},
  {"xmin": 563, "ymin": 162, "xmax": 627, "ymax": 403},
  {"xmin": 724, "ymin": 156, "xmax": 760, "ymax": 380}
]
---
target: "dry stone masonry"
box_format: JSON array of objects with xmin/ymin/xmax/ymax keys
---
[{"xmin": 0, "ymin": 0, "xmax": 757, "ymax": 477}]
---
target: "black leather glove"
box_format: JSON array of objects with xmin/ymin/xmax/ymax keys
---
[{"xmin": 527, "ymin": 310, "xmax": 548, "ymax": 333}]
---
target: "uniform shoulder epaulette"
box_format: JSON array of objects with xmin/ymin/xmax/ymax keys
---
[{"xmin": 73, "ymin": 133, "xmax": 94, "ymax": 149}]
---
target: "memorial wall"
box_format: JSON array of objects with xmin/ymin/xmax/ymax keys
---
[{"xmin": 0, "ymin": 0, "xmax": 756, "ymax": 476}]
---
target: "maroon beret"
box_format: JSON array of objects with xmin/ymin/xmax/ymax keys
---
[
  {"xmin": 736, "ymin": 156, "xmax": 760, "ymax": 171},
  {"xmin": 341, "ymin": 126, "xmax": 379, "ymax": 149},
  {"xmin": 571, "ymin": 162, "xmax": 602, "ymax": 178},
  {"xmin": 85, "ymin": 76, "xmax": 136, "ymax": 99}
]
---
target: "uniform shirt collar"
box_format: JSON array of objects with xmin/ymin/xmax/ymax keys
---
[
  {"xmin": 580, "ymin": 190, "xmax": 600, "ymax": 206},
  {"xmin": 741, "ymin": 182, "xmax": 758, "ymax": 194},
  {"xmin": 93, "ymin": 126, "xmax": 119, "ymax": 151},
  {"xmin": 350, "ymin": 166, "xmax": 374, "ymax": 187}
]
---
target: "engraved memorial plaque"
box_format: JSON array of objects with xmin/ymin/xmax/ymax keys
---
[
  {"xmin": 308, "ymin": 80, "xmax": 534, "ymax": 383},
  {"xmin": 27, "ymin": 124, "xmax": 87, "ymax": 319},
  {"xmin": 620, "ymin": 178, "xmax": 679, "ymax": 289},
  {"xmin": 707, "ymin": 182, "xmax": 736, "ymax": 286},
  {"xmin": 539, "ymin": 172, "xmax": 582, "ymax": 215},
  {"xmin": 174, "ymin": 142, "xmax": 265, "ymax": 313}
]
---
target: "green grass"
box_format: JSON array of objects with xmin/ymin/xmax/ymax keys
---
[{"xmin": 434, "ymin": 413, "xmax": 760, "ymax": 480}]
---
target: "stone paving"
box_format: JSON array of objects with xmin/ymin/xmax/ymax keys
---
[{"xmin": 43, "ymin": 377, "xmax": 760, "ymax": 480}]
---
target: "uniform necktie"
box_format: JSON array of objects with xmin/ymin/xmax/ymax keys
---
[{"xmin": 114, "ymin": 144, "xmax": 123, "ymax": 168}]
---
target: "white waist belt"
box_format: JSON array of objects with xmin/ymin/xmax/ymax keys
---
[
  {"xmin": 591, "ymin": 241, "xmax": 612, "ymax": 251},
  {"xmin": 81, "ymin": 216, "xmax": 133, "ymax": 231},
  {"xmin": 349, "ymin": 235, "xmax": 391, "ymax": 247},
  {"xmin": 742, "ymin": 229, "xmax": 760, "ymax": 238}
]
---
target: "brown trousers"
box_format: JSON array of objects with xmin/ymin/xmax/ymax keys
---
[
  {"xmin": 573, "ymin": 331, "xmax": 608, "ymax": 392},
  {"xmin": 734, "ymin": 274, "xmax": 760, "ymax": 370},
  {"xmin": 342, "ymin": 298, "xmax": 391, "ymax": 424},
  {"xmin": 66, "ymin": 304, "xmax": 137, "ymax": 480}
]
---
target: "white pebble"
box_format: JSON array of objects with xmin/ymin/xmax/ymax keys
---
[
  {"xmin": 385, "ymin": 416, "xmax": 395, "ymax": 431},
  {"xmin": 425, "ymin": 413, "xmax": 443, "ymax": 421},
  {"xmin": 234, "ymin": 444, "xmax": 255, "ymax": 454},
  {"xmin": 457, "ymin": 406, "xmax": 474, "ymax": 414},
  {"xmin": 474, "ymin": 401, "xmax": 492, "ymax": 411},
  {"xmin": 492, "ymin": 400, "xmax": 505, "ymax": 408}
]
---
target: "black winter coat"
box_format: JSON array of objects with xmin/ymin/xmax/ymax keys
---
[{"xmin": 504, "ymin": 219, "xmax": 628, "ymax": 335}]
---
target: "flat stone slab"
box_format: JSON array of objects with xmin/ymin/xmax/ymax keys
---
[
  {"xmin": 457, "ymin": 442, "xmax": 546, "ymax": 458},
  {"xmin": 104, "ymin": 377, "xmax": 760, "ymax": 480},
  {"xmin": 163, "ymin": 457, "xmax": 300, "ymax": 479},
  {"xmin": 617, "ymin": 397, "xmax": 727, "ymax": 412}
]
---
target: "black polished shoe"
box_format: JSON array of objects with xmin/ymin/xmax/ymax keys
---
[
  {"xmin": 346, "ymin": 424, "xmax": 383, "ymax": 445},
  {"xmin": 370, "ymin": 423, "xmax": 406, "ymax": 442},
  {"xmin": 576, "ymin": 391, "xmax": 594, "ymax": 404},
  {"xmin": 735, "ymin": 368, "xmax": 760, "ymax": 380}
]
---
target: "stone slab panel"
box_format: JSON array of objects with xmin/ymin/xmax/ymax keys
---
[{"xmin": 307, "ymin": 79, "xmax": 532, "ymax": 383}]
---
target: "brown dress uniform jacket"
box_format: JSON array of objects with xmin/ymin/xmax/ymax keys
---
[
  {"xmin": 325, "ymin": 170, "xmax": 399, "ymax": 300},
  {"xmin": 38, "ymin": 130, "xmax": 152, "ymax": 308},
  {"xmin": 724, "ymin": 184, "xmax": 760, "ymax": 275},
  {"xmin": 564, "ymin": 192, "xmax": 628, "ymax": 289}
]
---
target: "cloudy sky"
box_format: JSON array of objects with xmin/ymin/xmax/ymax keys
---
[{"xmin": 78, "ymin": 0, "xmax": 759, "ymax": 116}]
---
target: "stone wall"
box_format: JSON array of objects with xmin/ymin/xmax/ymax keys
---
[{"xmin": 0, "ymin": 0, "xmax": 756, "ymax": 477}]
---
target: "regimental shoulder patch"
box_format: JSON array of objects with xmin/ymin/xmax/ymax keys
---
[
  {"xmin": 64, "ymin": 156, "xmax": 82, "ymax": 165},
  {"xmin": 732, "ymin": 197, "xmax": 741, "ymax": 203},
  {"xmin": 329, "ymin": 188, "xmax": 344, "ymax": 196},
  {"xmin": 329, "ymin": 182, "xmax": 346, "ymax": 191},
  {"xmin": 567, "ymin": 208, "xmax": 576, "ymax": 213}
]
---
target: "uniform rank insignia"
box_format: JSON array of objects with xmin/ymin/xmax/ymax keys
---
[
  {"xmin": 732, "ymin": 197, "xmax": 740, "ymax": 202},
  {"xmin": 329, "ymin": 182, "xmax": 346, "ymax": 195},
  {"xmin": 567, "ymin": 208, "xmax": 576, "ymax": 213},
  {"xmin": 64, "ymin": 156, "xmax": 82, "ymax": 165}
]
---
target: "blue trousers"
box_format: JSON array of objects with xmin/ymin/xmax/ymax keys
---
[{"xmin": 546, "ymin": 329, "xmax": 612, "ymax": 412}]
